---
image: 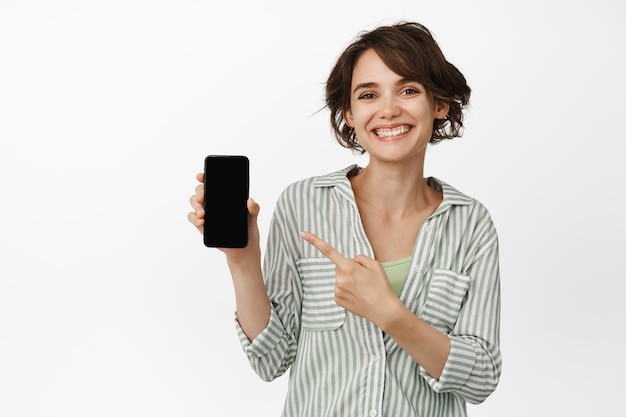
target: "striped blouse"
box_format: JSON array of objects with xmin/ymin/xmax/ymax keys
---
[{"xmin": 235, "ymin": 165, "xmax": 502, "ymax": 417}]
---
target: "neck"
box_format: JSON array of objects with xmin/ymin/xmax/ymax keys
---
[{"xmin": 351, "ymin": 158, "xmax": 435, "ymax": 219}]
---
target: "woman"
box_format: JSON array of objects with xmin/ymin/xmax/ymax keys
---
[{"xmin": 189, "ymin": 21, "xmax": 501, "ymax": 417}]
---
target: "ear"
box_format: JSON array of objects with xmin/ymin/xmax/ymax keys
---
[
  {"xmin": 434, "ymin": 101, "xmax": 450, "ymax": 119},
  {"xmin": 344, "ymin": 108, "xmax": 354, "ymax": 127}
]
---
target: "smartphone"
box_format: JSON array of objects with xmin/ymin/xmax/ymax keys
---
[{"xmin": 203, "ymin": 155, "xmax": 249, "ymax": 248}]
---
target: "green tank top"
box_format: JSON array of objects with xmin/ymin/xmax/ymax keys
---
[{"xmin": 381, "ymin": 256, "xmax": 412, "ymax": 295}]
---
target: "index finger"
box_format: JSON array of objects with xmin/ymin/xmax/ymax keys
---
[{"xmin": 300, "ymin": 231, "xmax": 350, "ymax": 267}]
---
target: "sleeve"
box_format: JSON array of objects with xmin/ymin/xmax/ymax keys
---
[
  {"xmin": 420, "ymin": 210, "xmax": 502, "ymax": 404},
  {"xmin": 234, "ymin": 193, "xmax": 302, "ymax": 382}
]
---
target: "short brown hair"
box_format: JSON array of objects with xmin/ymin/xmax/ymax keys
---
[{"xmin": 325, "ymin": 21, "xmax": 471, "ymax": 152}]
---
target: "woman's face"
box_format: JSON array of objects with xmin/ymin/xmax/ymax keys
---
[{"xmin": 344, "ymin": 49, "xmax": 448, "ymax": 163}]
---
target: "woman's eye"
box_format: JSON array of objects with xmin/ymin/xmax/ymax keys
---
[
  {"xmin": 402, "ymin": 88, "xmax": 420, "ymax": 96},
  {"xmin": 358, "ymin": 92, "xmax": 375, "ymax": 100}
]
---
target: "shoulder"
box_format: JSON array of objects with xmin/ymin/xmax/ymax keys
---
[
  {"xmin": 430, "ymin": 177, "xmax": 491, "ymax": 213},
  {"xmin": 431, "ymin": 179, "xmax": 500, "ymax": 264},
  {"xmin": 430, "ymin": 177, "xmax": 498, "ymax": 235}
]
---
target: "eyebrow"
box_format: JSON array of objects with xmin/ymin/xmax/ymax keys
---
[{"xmin": 352, "ymin": 78, "xmax": 416, "ymax": 95}]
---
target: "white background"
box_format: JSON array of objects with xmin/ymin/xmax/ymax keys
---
[{"xmin": 1, "ymin": 0, "xmax": 625, "ymax": 416}]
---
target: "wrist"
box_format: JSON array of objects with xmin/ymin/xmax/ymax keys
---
[
  {"xmin": 373, "ymin": 297, "xmax": 407, "ymax": 331},
  {"xmin": 223, "ymin": 244, "xmax": 261, "ymax": 265}
]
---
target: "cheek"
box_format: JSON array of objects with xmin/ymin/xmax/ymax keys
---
[
  {"xmin": 347, "ymin": 107, "xmax": 373, "ymax": 128},
  {"xmin": 413, "ymin": 105, "xmax": 438, "ymax": 125}
]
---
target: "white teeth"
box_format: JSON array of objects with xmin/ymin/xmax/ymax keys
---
[{"xmin": 375, "ymin": 126, "xmax": 410, "ymax": 137}]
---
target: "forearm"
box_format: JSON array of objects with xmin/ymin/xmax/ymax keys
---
[
  {"xmin": 376, "ymin": 300, "xmax": 450, "ymax": 380},
  {"xmin": 227, "ymin": 256, "xmax": 271, "ymax": 341},
  {"xmin": 377, "ymin": 300, "xmax": 501, "ymax": 403}
]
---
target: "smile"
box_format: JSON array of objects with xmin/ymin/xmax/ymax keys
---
[{"xmin": 374, "ymin": 125, "xmax": 411, "ymax": 138}]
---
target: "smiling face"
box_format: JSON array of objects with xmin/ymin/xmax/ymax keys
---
[{"xmin": 344, "ymin": 49, "xmax": 449, "ymax": 163}]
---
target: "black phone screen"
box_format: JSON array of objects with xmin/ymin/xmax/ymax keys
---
[{"xmin": 203, "ymin": 155, "xmax": 249, "ymax": 248}]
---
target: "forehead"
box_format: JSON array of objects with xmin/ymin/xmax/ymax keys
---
[{"xmin": 352, "ymin": 49, "xmax": 405, "ymax": 87}]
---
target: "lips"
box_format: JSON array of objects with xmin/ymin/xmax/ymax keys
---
[{"xmin": 374, "ymin": 125, "xmax": 411, "ymax": 138}]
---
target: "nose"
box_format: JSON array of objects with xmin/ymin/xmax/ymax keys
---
[{"xmin": 378, "ymin": 95, "xmax": 401, "ymax": 119}]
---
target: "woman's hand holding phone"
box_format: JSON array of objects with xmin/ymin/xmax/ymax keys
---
[{"xmin": 188, "ymin": 171, "xmax": 262, "ymax": 264}]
